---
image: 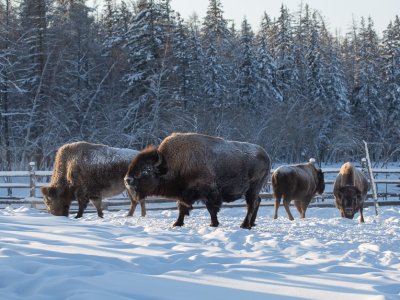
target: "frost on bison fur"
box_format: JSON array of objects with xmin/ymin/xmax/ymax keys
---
[
  {"xmin": 333, "ymin": 162, "xmax": 369, "ymax": 222},
  {"xmin": 41, "ymin": 141, "xmax": 144, "ymax": 218},
  {"xmin": 272, "ymin": 161, "xmax": 325, "ymax": 220},
  {"xmin": 124, "ymin": 132, "xmax": 271, "ymax": 229}
]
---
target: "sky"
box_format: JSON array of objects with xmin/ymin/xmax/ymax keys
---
[{"xmin": 169, "ymin": 0, "xmax": 400, "ymax": 36}]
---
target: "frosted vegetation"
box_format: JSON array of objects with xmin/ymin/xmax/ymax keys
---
[{"xmin": 0, "ymin": 0, "xmax": 399, "ymax": 170}]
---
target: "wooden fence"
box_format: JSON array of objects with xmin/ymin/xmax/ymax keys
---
[{"xmin": 1, "ymin": 162, "xmax": 400, "ymax": 212}]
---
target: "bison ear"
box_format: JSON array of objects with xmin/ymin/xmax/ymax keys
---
[
  {"xmin": 41, "ymin": 186, "xmax": 59, "ymax": 198},
  {"xmin": 155, "ymin": 151, "xmax": 167, "ymax": 175}
]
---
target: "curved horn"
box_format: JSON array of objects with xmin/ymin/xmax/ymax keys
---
[{"xmin": 154, "ymin": 151, "xmax": 163, "ymax": 167}]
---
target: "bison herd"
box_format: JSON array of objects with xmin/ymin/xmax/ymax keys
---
[{"xmin": 42, "ymin": 132, "xmax": 370, "ymax": 228}]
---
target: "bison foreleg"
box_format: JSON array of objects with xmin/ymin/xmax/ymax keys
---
[
  {"xmin": 295, "ymin": 198, "xmax": 311, "ymax": 219},
  {"xmin": 139, "ymin": 199, "xmax": 146, "ymax": 217},
  {"xmin": 173, "ymin": 202, "xmax": 191, "ymax": 227},
  {"xmin": 359, "ymin": 206, "xmax": 365, "ymax": 223},
  {"xmin": 75, "ymin": 197, "xmax": 89, "ymax": 219}
]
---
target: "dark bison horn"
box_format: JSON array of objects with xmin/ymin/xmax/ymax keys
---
[{"xmin": 154, "ymin": 151, "xmax": 163, "ymax": 167}]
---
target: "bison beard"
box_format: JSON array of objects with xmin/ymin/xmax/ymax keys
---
[{"xmin": 124, "ymin": 133, "xmax": 271, "ymax": 229}]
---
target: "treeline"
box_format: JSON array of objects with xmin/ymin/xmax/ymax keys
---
[{"xmin": 0, "ymin": 0, "xmax": 399, "ymax": 169}]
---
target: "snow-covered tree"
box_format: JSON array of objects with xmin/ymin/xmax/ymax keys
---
[
  {"xmin": 354, "ymin": 17, "xmax": 383, "ymax": 143},
  {"xmin": 380, "ymin": 16, "xmax": 400, "ymax": 160}
]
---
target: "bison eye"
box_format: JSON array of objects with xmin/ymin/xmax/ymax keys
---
[{"xmin": 141, "ymin": 166, "xmax": 153, "ymax": 177}]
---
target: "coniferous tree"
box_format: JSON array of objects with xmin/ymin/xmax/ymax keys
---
[
  {"xmin": 380, "ymin": 16, "xmax": 400, "ymax": 160},
  {"xmin": 355, "ymin": 17, "xmax": 383, "ymax": 147},
  {"xmin": 18, "ymin": 0, "xmax": 49, "ymax": 165},
  {"xmin": 201, "ymin": 0, "xmax": 233, "ymax": 136}
]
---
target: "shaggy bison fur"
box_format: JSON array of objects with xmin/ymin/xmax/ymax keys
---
[
  {"xmin": 124, "ymin": 133, "xmax": 271, "ymax": 229},
  {"xmin": 272, "ymin": 161, "xmax": 325, "ymax": 220},
  {"xmin": 41, "ymin": 141, "xmax": 144, "ymax": 218}
]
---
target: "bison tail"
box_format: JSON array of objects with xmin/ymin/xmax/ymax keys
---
[{"xmin": 271, "ymin": 171, "xmax": 284, "ymax": 199}]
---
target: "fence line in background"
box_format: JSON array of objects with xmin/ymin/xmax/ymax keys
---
[{"xmin": 1, "ymin": 162, "xmax": 400, "ymax": 211}]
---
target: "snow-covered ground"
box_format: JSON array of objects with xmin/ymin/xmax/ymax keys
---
[{"xmin": 1, "ymin": 205, "xmax": 399, "ymax": 300}]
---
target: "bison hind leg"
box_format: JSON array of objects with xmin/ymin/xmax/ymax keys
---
[
  {"xmin": 250, "ymin": 197, "xmax": 262, "ymax": 227},
  {"xmin": 241, "ymin": 190, "xmax": 261, "ymax": 229},
  {"xmin": 283, "ymin": 198, "xmax": 294, "ymax": 221},
  {"xmin": 90, "ymin": 197, "xmax": 104, "ymax": 218},
  {"xmin": 273, "ymin": 195, "xmax": 281, "ymax": 219}
]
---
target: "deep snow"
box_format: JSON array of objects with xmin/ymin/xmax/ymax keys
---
[{"xmin": 0, "ymin": 205, "xmax": 399, "ymax": 300}]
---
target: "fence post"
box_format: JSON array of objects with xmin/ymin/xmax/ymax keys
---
[
  {"xmin": 363, "ymin": 141, "xmax": 379, "ymax": 216},
  {"xmin": 29, "ymin": 162, "xmax": 36, "ymax": 208}
]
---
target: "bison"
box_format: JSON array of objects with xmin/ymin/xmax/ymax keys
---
[
  {"xmin": 124, "ymin": 132, "xmax": 271, "ymax": 229},
  {"xmin": 333, "ymin": 162, "xmax": 369, "ymax": 222},
  {"xmin": 41, "ymin": 141, "xmax": 145, "ymax": 218},
  {"xmin": 272, "ymin": 159, "xmax": 325, "ymax": 220}
]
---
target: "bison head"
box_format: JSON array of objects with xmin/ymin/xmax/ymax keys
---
[
  {"xmin": 336, "ymin": 185, "xmax": 362, "ymax": 219},
  {"xmin": 124, "ymin": 146, "xmax": 167, "ymax": 198},
  {"xmin": 41, "ymin": 186, "xmax": 74, "ymax": 217},
  {"xmin": 316, "ymin": 169, "xmax": 325, "ymax": 194}
]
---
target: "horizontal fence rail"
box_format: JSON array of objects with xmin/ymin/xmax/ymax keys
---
[{"xmin": 1, "ymin": 162, "xmax": 400, "ymax": 212}]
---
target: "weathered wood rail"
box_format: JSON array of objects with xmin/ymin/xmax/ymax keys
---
[{"xmin": 1, "ymin": 162, "xmax": 399, "ymax": 212}]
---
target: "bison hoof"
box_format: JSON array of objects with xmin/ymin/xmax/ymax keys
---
[
  {"xmin": 172, "ymin": 221, "xmax": 184, "ymax": 227},
  {"xmin": 75, "ymin": 215, "xmax": 82, "ymax": 219},
  {"xmin": 240, "ymin": 223, "xmax": 252, "ymax": 230},
  {"xmin": 210, "ymin": 222, "xmax": 219, "ymax": 227}
]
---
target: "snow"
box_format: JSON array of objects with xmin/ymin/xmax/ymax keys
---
[{"xmin": 1, "ymin": 205, "xmax": 399, "ymax": 299}]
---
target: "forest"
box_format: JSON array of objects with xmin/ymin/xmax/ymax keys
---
[{"xmin": 0, "ymin": 0, "xmax": 399, "ymax": 169}]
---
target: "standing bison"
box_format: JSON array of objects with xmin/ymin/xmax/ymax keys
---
[
  {"xmin": 41, "ymin": 142, "xmax": 145, "ymax": 218},
  {"xmin": 272, "ymin": 159, "xmax": 325, "ymax": 220},
  {"xmin": 333, "ymin": 162, "xmax": 369, "ymax": 222},
  {"xmin": 124, "ymin": 133, "xmax": 271, "ymax": 229}
]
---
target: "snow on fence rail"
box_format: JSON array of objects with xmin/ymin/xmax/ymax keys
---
[{"xmin": 1, "ymin": 162, "xmax": 400, "ymax": 212}]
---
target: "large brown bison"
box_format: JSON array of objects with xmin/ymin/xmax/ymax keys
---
[
  {"xmin": 272, "ymin": 160, "xmax": 325, "ymax": 220},
  {"xmin": 124, "ymin": 132, "xmax": 271, "ymax": 229},
  {"xmin": 333, "ymin": 162, "xmax": 369, "ymax": 222},
  {"xmin": 41, "ymin": 142, "xmax": 145, "ymax": 218}
]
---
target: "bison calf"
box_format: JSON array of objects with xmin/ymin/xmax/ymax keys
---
[
  {"xmin": 124, "ymin": 132, "xmax": 271, "ymax": 229},
  {"xmin": 333, "ymin": 162, "xmax": 369, "ymax": 222},
  {"xmin": 272, "ymin": 160, "xmax": 325, "ymax": 220},
  {"xmin": 41, "ymin": 141, "xmax": 145, "ymax": 218}
]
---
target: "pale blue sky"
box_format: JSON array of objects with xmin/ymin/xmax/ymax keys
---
[{"xmin": 170, "ymin": 0, "xmax": 400, "ymax": 35}]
